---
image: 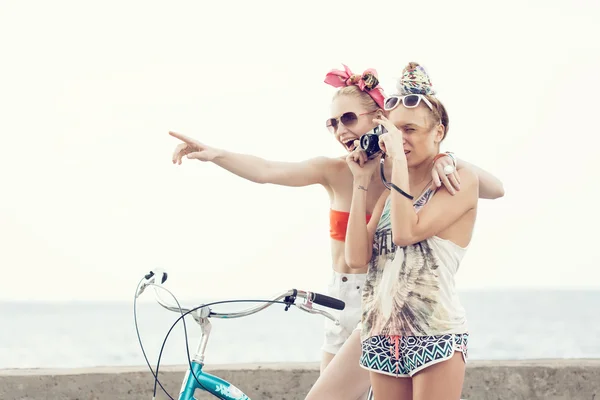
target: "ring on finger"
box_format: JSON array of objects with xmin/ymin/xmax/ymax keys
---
[{"xmin": 443, "ymin": 164, "xmax": 455, "ymax": 175}]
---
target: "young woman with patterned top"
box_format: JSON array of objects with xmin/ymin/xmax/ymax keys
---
[{"xmin": 344, "ymin": 62, "xmax": 476, "ymax": 400}]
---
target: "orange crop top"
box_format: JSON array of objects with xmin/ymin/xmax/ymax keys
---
[{"xmin": 329, "ymin": 209, "xmax": 372, "ymax": 242}]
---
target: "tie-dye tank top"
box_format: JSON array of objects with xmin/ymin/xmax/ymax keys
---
[{"xmin": 360, "ymin": 188, "xmax": 469, "ymax": 341}]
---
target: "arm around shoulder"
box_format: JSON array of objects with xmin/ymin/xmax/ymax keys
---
[
  {"xmin": 456, "ymin": 157, "xmax": 504, "ymax": 199},
  {"xmin": 392, "ymin": 168, "xmax": 479, "ymax": 247}
]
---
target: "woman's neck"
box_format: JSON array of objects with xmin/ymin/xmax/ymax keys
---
[
  {"xmin": 381, "ymin": 154, "xmax": 435, "ymax": 194},
  {"xmin": 408, "ymin": 156, "xmax": 434, "ymax": 189}
]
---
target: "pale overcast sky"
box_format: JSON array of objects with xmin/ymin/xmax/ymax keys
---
[{"xmin": 1, "ymin": 0, "xmax": 599, "ymax": 301}]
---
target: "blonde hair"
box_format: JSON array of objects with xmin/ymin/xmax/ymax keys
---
[{"xmin": 333, "ymin": 85, "xmax": 381, "ymax": 112}]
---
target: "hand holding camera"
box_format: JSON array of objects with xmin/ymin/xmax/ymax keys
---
[
  {"xmin": 346, "ymin": 139, "xmax": 381, "ymax": 180},
  {"xmin": 359, "ymin": 124, "xmax": 387, "ymax": 160},
  {"xmin": 371, "ymin": 116, "xmax": 407, "ymax": 162}
]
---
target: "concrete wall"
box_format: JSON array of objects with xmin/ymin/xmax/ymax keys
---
[{"xmin": 0, "ymin": 360, "xmax": 598, "ymax": 400}]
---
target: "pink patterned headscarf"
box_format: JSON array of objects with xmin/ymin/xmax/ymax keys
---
[{"xmin": 324, "ymin": 64, "xmax": 386, "ymax": 109}]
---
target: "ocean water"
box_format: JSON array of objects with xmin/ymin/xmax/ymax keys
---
[{"xmin": 1, "ymin": 290, "xmax": 599, "ymax": 370}]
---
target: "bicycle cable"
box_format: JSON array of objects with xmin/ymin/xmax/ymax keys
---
[
  {"xmin": 134, "ymin": 282, "xmax": 296, "ymax": 399},
  {"xmin": 133, "ymin": 278, "xmax": 174, "ymax": 399},
  {"xmin": 154, "ymin": 299, "xmax": 290, "ymax": 399}
]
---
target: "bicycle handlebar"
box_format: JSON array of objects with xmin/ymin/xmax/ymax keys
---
[
  {"xmin": 136, "ymin": 269, "xmax": 345, "ymax": 323},
  {"xmin": 311, "ymin": 292, "xmax": 346, "ymax": 310}
]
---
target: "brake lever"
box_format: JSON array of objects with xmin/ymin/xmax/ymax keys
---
[
  {"xmin": 136, "ymin": 273, "xmax": 155, "ymax": 298},
  {"xmin": 294, "ymin": 304, "xmax": 340, "ymax": 326},
  {"xmin": 136, "ymin": 269, "xmax": 168, "ymax": 298}
]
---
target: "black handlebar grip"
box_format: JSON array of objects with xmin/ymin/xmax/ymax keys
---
[{"xmin": 312, "ymin": 292, "xmax": 345, "ymax": 310}]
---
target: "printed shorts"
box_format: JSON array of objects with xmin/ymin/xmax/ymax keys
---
[{"xmin": 360, "ymin": 333, "xmax": 469, "ymax": 377}]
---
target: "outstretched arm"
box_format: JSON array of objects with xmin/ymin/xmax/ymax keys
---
[
  {"xmin": 213, "ymin": 150, "xmax": 331, "ymax": 187},
  {"xmin": 170, "ymin": 131, "xmax": 331, "ymax": 188}
]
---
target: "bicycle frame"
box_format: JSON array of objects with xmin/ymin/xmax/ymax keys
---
[
  {"xmin": 179, "ymin": 361, "xmax": 249, "ymax": 400},
  {"xmin": 177, "ymin": 309, "xmax": 251, "ymax": 399},
  {"xmin": 179, "ymin": 363, "xmax": 373, "ymax": 400}
]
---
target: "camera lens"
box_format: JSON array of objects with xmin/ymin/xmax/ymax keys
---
[
  {"xmin": 360, "ymin": 135, "xmax": 370, "ymax": 150},
  {"xmin": 359, "ymin": 134, "xmax": 380, "ymax": 159}
]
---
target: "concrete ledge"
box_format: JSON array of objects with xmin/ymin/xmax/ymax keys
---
[{"xmin": 0, "ymin": 360, "xmax": 598, "ymax": 400}]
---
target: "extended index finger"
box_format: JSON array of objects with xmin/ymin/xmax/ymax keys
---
[{"xmin": 169, "ymin": 131, "xmax": 197, "ymax": 144}]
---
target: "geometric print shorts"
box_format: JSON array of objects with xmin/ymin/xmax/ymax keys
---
[{"xmin": 360, "ymin": 333, "xmax": 469, "ymax": 377}]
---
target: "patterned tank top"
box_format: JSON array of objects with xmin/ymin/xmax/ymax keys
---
[{"xmin": 360, "ymin": 188, "xmax": 469, "ymax": 341}]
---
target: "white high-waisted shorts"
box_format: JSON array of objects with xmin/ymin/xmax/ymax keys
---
[{"xmin": 321, "ymin": 271, "xmax": 366, "ymax": 354}]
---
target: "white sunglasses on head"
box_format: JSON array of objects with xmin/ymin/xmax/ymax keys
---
[{"xmin": 383, "ymin": 94, "xmax": 434, "ymax": 111}]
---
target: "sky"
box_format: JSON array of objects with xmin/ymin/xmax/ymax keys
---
[{"xmin": 1, "ymin": 0, "xmax": 599, "ymax": 301}]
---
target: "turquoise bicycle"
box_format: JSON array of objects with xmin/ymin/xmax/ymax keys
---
[{"xmin": 134, "ymin": 269, "xmax": 347, "ymax": 399}]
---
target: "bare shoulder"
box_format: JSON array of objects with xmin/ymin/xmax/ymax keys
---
[
  {"xmin": 436, "ymin": 167, "xmax": 478, "ymax": 201},
  {"xmin": 306, "ymin": 155, "xmax": 344, "ymax": 173},
  {"xmin": 318, "ymin": 155, "xmax": 348, "ymax": 173},
  {"xmin": 309, "ymin": 155, "xmax": 341, "ymax": 167}
]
